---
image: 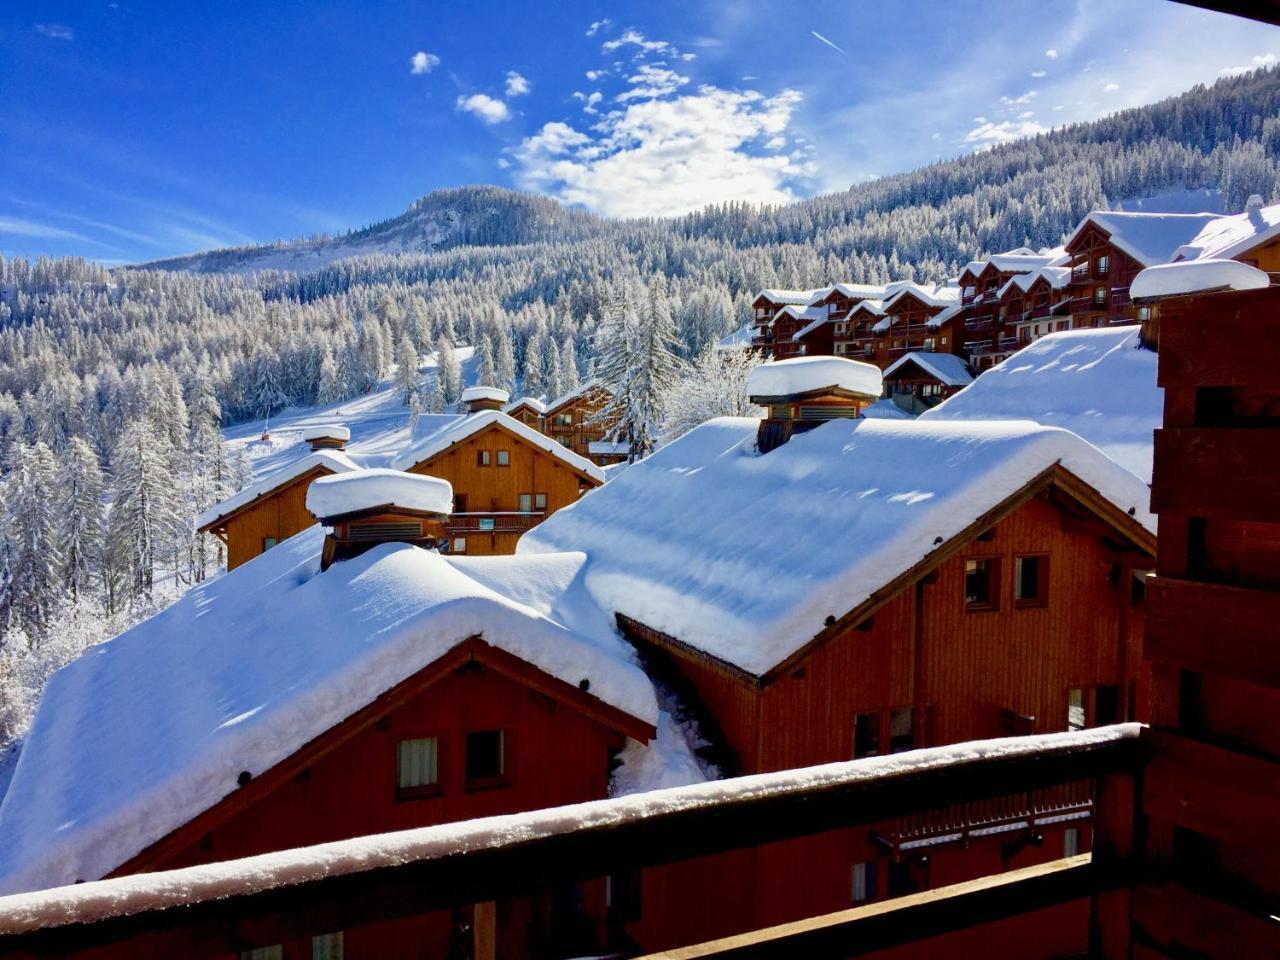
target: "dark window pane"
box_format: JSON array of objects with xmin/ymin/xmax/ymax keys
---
[
  {"xmin": 853, "ymin": 712, "xmax": 880, "ymax": 759},
  {"xmin": 965, "ymin": 558, "xmax": 996, "ymax": 607},
  {"xmin": 466, "ymin": 730, "xmax": 504, "ymax": 782},
  {"xmin": 1094, "ymin": 685, "xmax": 1120, "ymax": 726},
  {"xmin": 889, "ymin": 708, "xmax": 914, "ymax": 753}
]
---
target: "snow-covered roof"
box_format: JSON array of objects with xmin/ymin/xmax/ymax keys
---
[
  {"xmin": 460, "ymin": 386, "xmax": 510, "ymax": 405},
  {"xmin": 998, "ymin": 265, "xmax": 1072, "ymax": 299},
  {"xmin": 503, "ymin": 395, "xmax": 547, "ymax": 415},
  {"xmin": 195, "ymin": 450, "xmax": 360, "ymax": 530},
  {"xmin": 920, "ymin": 326, "xmax": 1161, "ymax": 483},
  {"xmin": 925, "ymin": 303, "xmax": 964, "ymax": 328},
  {"xmin": 1069, "ymin": 211, "xmax": 1225, "ymax": 267},
  {"xmin": 883, "ymin": 282, "xmax": 962, "ymax": 311},
  {"xmin": 716, "ymin": 326, "xmax": 755, "ymax": 350},
  {"xmin": 542, "ymin": 379, "xmax": 609, "ymax": 418},
  {"xmin": 754, "ymin": 288, "xmax": 824, "ymax": 306},
  {"xmin": 746, "ymin": 356, "xmax": 883, "ymax": 400},
  {"xmin": 849, "ymin": 299, "xmax": 885, "ymax": 317},
  {"xmin": 883, "ymin": 352, "xmax": 974, "ymax": 387},
  {"xmin": 983, "ymin": 252, "xmax": 1059, "ymax": 274},
  {"xmin": 0, "ymin": 528, "xmax": 659, "ymax": 894},
  {"xmin": 771, "ymin": 304, "xmax": 824, "ymax": 327},
  {"xmin": 1176, "ymin": 199, "xmax": 1280, "ymax": 263},
  {"xmin": 520, "ymin": 416, "xmax": 1153, "ymax": 677},
  {"xmin": 389, "ymin": 409, "xmax": 606, "ymax": 484},
  {"xmin": 1131, "ymin": 259, "xmax": 1271, "ymax": 300},
  {"xmin": 305, "ymin": 468, "xmax": 453, "ymax": 519},
  {"xmin": 830, "ymin": 282, "xmax": 888, "ymax": 300},
  {"xmin": 301, "ymin": 425, "xmax": 350, "ymax": 443},
  {"xmin": 792, "ymin": 314, "xmax": 832, "ymax": 341}
]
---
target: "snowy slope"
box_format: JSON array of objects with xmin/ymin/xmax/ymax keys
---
[{"xmin": 919, "ymin": 328, "xmax": 1161, "ymax": 483}]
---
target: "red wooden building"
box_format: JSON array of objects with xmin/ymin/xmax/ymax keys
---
[
  {"xmin": 874, "ymin": 283, "xmax": 965, "ymax": 368},
  {"xmin": 750, "ymin": 288, "xmax": 824, "ymax": 357}
]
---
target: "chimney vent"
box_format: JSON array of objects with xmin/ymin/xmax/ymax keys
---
[
  {"xmin": 461, "ymin": 386, "xmax": 510, "ymax": 414},
  {"xmin": 1247, "ymin": 193, "xmax": 1264, "ymax": 212},
  {"xmin": 746, "ymin": 357, "xmax": 883, "ymax": 453},
  {"xmin": 303, "ymin": 425, "xmax": 351, "ymax": 451},
  {"xmin": 306, "ymin": 468, "xmax": 452, "ymax": 570}
]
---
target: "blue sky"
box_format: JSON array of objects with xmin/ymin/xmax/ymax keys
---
[{"xmin": 2, "ymin": 1, "xmax": 1276, "ymax": 263}]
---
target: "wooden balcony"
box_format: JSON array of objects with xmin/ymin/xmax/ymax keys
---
[
  {"xmin": 0, "ymin": 728, "xmax": 1144, "ymax": 960},
  {"xmin": 446, "ymin": 511, "xmax": 545, "ymax": 535}
]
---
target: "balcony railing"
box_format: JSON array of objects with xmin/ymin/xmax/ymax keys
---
[
  {"xmin": 0, "ymin": 726, "xmax": 1143, "ymax": 960},
  {"xmin": 447, "ymin": 511, "xmax": 545, "ymax": 534}
]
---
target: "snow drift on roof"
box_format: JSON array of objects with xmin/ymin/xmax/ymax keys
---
[
  {"xmin": 504, "ymin": 396, "xmax": 547, "ymax": 414},
  {"xmin": 389, "ymin": 410, "xmax": 605, "ymax": 483},
  {"xmin": 520, "ymin": 416, "xmax": 1152, "ymax": 676},
  {"xmin": 301, "ymin": 425, "xmax": 350, "ymax": 443},
  {"xmin": 461, "ymin": 386, "xmax": 510, "ymax": 405},
  {"xmin": 829, "ymin": 282, "xmax": 888, "ymax": 300},
  {"xmin": 1131, "ymin": 259, "xmax": 1270, "ymax": 299},
  {"xmin": 543, "ymin": 379, "xmax": 607, "ymax": 416},
  {"xmin": 196, "ymin": 450, "xmax": 360, "ymax": 530},
  {"xmin": 884, "ymin": 352, "xmax": 974, "ymax": 387},
  {"xmin": 755, "ymin": 288, "xmax": 823, "ymax": 305},
  {"xmin": 305, "ymin": 468, "xmax": 453, "ymax": 519},
  {"xmin": 0, "ymin": 527, "xmax": 658, "ymax": 894},
  {"xmin": 1073, "ymin": 211, "xmax": 1224, "ymax": 266},
  {"xmin": 792, "ymin": 314, "xmax": 833, "ymax": 341},
  {"xmin": 920, "ymin": 327, "xmax": 1161, "ymax": 483},
  {"xmin": 746, "ymin": 356, "xmax": 883, "ymax": 399},
  {"xmin": 1177, "ymin": 199, "xmax": 1280, "ymax": 263}
]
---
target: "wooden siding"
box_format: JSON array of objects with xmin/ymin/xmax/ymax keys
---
[
  {"xmin": 219, "ymin": 465, "xmax": 335, "ymax": 571},
  {"xmin": 542, "ymin": 389, "xmax": 617, "ymax": 464},
  {"xmin": 403, "ymin": 420, "xmax": 598, "ymax": 556}
]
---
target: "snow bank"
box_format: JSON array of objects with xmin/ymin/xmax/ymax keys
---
[
  {"xmin": 1130, "ymin": 259, "xmax": 1269, "ymax": 299},
  {"xmin": 746, "ymin": 356, "xmax": 883, "ymax": 399},
  {"xmin": 0, "ymin": 724, "xmax": 1139, "ymax": 931},
  {"xmin": 0, "ymin": 529, "xmax": 658, "ymax": 894},
  {"xmin": 460, "ymin": 386, "xmax": 510, "ymax": 405},
  {"xmin": 521, "ymin": 416, "xmax": 1152, "ymax": 676},
  {"xmin": 920, "ymin": 327, "xmax": 1161, "ymax": 482},
  {"xmin": 196, "ymin": 451, "xmax": 359, "ymax": 529},
  {"xmin": 305, "ymin": 468, "xmax": 452, "ymax": 519},
  {"xmin": 301, "ymin": 425, "xmax": 351, "ymax": 443}
]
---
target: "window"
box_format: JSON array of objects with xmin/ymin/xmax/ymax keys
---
[
  {"xmin": 478, "ymin": 517, "xmax": 495, "ymax": 532},
  {"xmin": 452, "ymin": 537, "xmax": 467, "ymax": 554},
  {"xmin": 1067, "ymin": 688, "xmax": 1086, "ymax": 731},
  {"xmin": 770, "ymin": 405, "xmax": 792, "ymax": 420},
  {"xmin": 964, "ymin": 558, "xmax": 1000, "ymax": 610},
  {"xmin": 477, "ymin": 449, "xmax": 491, "ymax": 467},
  {"xmin": 889, "ymin": 708, "xmax": 914, "ymax": 753},
  {"xmin": 1068, "ymin": 685, "xmax": 1120, "ymax": 730},
  {"xmin": 1014, "ymin": 555, "xmax": 1048, "ymax": 606},
  {"xmin": 397, "ymin": 737, "xmax": 439, "ymax": 797},
  {"xmin": 240, "ymin": 948, "xmax": 283, "ymax": 960},
  {"xmin": 453, "ymin": 494, "xmax": 467, "ymax": 513},
  {"xmin": 853, "ymin": 711, "xmax": 881, "ymax": 759},
  {"xmin": 852, "ymin": 862, "xmax": 877, "ymax": 903},
  {"xmin": 262, "ymin": 537, "xmax": 279, "ymax": 551},
  {"xmin": 1063, "ymin": 828, "xmax": 1080, "ymax": 858},
  {"xmin": 554, "ymin": 413, "xmax": 573, "ymax": 427},
  {"xmin": 923, "ymin": 337, "xmax": 935, "ymax": 351},
  {"xmin": 519, "ymin": 493, "xmax": 533, "ymax": 513},
  {"xmin": 465, "ymin": 729, "xmax": 506, "ymax": 786},
  {"xmin": 1137, "ymin": 306, "xmax": 1152, "ymax": 321},
  {"xmin": 1094, "ymin": 286, "xmax": 1107, "ymax": 305},
  {"xmin": 312, "ymin": 932, "xmax": 344, "ymax": 960},
  {"xmin": 1095, "ymin": 684, "xmax": 1120, "ymax": 726},
  {"xmin": 1096, "ymin": 255, "xmax": 1109, "ymax": 275},
  {"xmin": 496, "ymin": 449, "xmax": 510, "ymax": 467},
  {"xmin": 534, "ymin": 493, "xmax": 547, "ymax": 511}
]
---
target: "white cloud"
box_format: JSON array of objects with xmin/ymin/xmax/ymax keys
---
[
  {"xmin": 964, "ymin": 117, "xmax": 1047, "ymax": 146},
  {"xmin": 602, "ymin": 29, "xmax": 671, "ymax": 55},
  {"xmin": 505, "ymin": 71, "xmax": 531, "ymax": 97},
  {"xmin": 1031, "ymin": 69, "xmax": 1047, "ymax": 78},
  {"xmin": 810, "ymin": 30, "xmax": 847, "ymax": 55},
  {"xmin": 573, "ymin": 90, "xmax": 604, "ymax": 114},
  {"xmin": 585, "ymin": 69, "xmax": 608, "ymax": 82},
  {"xmin": 586, "ymin": 19, "xmax": 611, "ymax": 37},
  {"xmin": 35, "ymin": 22, "xmax": 74, "ymax": 40},
  {"xmin": 1000, "ymin": 89, "xmax": 1038, "ymax": 105},
  {"xmin": 1103, "ymin": 82, "xmax": 1120, "ymax": 92},
  {"xmin": 616, "ymin": 65, "xmax": 689, "ymax": 102},
  {"xmin": 1220, "ymin": 52, "xmax": 1277, "ymax": 77},
  {"xmin": 0, "ymin": 216, "xmax": 89, "ymax": 241},
  {"xmin": 410, "ymin": 51, "xmax": 440, "ymax": 75},
  {"xmin": 456, "ymin": 93, "xmax": 511, "ymax": 124},
  {"xmin": 765, "ymin": 135, "xmax": 786, "ymax": 149},
  {"xmin": 512, "ymin": 86, "xmax": 809, "ymax": 218},
  {"xmin": 1045, "ymin": 48, "xmax": 1058, "ymax": 59}
]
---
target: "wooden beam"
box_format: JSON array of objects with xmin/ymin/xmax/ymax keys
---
[
  {"xmin": 1133, "ymin": 880, "xmax": 1280, "ymax": 957},
  {"xmin": 1157, "ymin": 288, "xmax": 1280, "ymax": 387},
  {"xmin": 1146, "ymin": 577, "xmax": 1280, "ymax": 688},
  {"xmin": 0, "ymin": 732, "xmax": 1141, "ymax": 960},
  {"xmin": 1152, "ymin": 428, "xmax": 1280, "ymax": 522},
  {"xmin": 634, "ymin": 856, "xmax": 1099, "ymax": 959}
]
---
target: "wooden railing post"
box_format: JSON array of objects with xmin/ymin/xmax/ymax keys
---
[
  {"xmin": 1088, "ymin": 766, "xmax": 1137, "ymax": 960},
  {"xmin": 472, "ymin": 901, "xmax": 496, "ymax": 960}
]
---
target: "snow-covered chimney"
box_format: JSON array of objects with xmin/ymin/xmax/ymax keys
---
[
  {"xmin": 746, "ymin": 357, "xmax": 884, "ymax": 454},
  {"xmin": 461, "ymin": 385, "xmax": 510, "ymax": 415},
  {"xmin": 303, "ymin": 425, "xmax": 351, "ymax": 452},
  {"xmin": 1247, "ymin": 193, "xmax": 1265, "ymax": 211},
  {"xmin": 306, "ymin": 469, "xmax": 453, "ymax": 570}
]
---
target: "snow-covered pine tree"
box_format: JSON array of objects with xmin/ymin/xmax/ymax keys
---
[
  {"xmin": 661, "ymin": 343, "xmax": 764, "ymax": 441},
  {"xmin": 522, "ymin": 331, "xmax": 546, "ymax": 397},
  {"xmin": 422, "ymin": 370, "xmax": 445, "ymax": 414},
  {"xmin": 477, "ymin": 336, "xmax": 498, "ymax": 389},
  {"xmin": 317, "ymin": 343, "xmax": 343, "ymax": 405},
  {"xmin": 5, "ymin": 442, "xmax": 62, "ymax": 642},
  {"xmin": 495, "ymin": 329, "xmax": 517, "ymax": 394},
  {"xmin": 107, "ymin": 422, "xmax": 182, "ymax": 605},
  {"xmin": 394, "ymin": 334, "xmax": 419, "ymax": 405},
  {"xmin": 248, "ymin": 349, "xmax": 289, "ymax": 420},
  {"xmin": 543, "ymin": 337, "xmax": 564, "ymax": 400},
  {"xmin": 437, "ymin": 337, "xmax": 463, "ymax": 407},
  {"xmin": 559, "ymin": 337, "xmax": 580, "ymax": 393},
  {"xmin": 58, "ymin": 437, "xmax": 105, "ymax": 603}
]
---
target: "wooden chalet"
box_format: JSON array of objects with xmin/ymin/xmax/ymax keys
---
[
  {"xmin": 196, "ymin": 432, "xmax": 359, "ymax": 571},
  {"xmin": 1007, "ymin": 266, "xmax": 1073, "ymax": 351},
  {"xmin": 873, "ymin": 283, "xmax": 964, "ymax": 369},
  {"xmin": 538, "ymin": 381, "xmax": 618, "ymax": 466},
  {"xmin": 502, "ymin": 395, "xmax": 546, "ymax": 429},
  {"xmin": 835, "ymin": 298, "xmax": 887, "ymax": 362},
  {"xmin": 881, "ymin": 351, "xmax": 974, "ymax": 412},
  {"xmin": 960, "ymin": 252, "xmax": 1063, "ymax": 369},
  {"xmin": 305, "ymin": 469, "xmax": 452, "ymax": 571},
  {"xmin": 390, "ymin": 389, "xmax": 605, "ymax": 556},
  {"xmin": 750, "ymin": 288, "xmax": 823, "ymax": 357},
  {"xmin": 747, "ymin": 356, "xmax": 883, "ymax": 453}
]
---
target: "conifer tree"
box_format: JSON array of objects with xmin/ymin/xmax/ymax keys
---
[
  {"xmin": 6, "ymin": 442, "xmax": 62, "ymax": 642},
  {"xmin": 395, "ymin": 334, "xmax": 419, "ymax": 405},
  {"xmin": 107, "ymin": 422, "xmax": 180, "ymax": 604},
  {"xmin": 58, "ymin": 437, "xmax": 105, "ymax": 602}
]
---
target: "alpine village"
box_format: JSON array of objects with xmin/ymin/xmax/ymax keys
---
[{"xmin": 0, "ymin": 4, "xmax": 1277, "ymax": 960}]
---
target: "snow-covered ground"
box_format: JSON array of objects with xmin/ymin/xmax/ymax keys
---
[{"xmin": 920, "ymin": 328, "xmax": 1161, "ymax": 483}]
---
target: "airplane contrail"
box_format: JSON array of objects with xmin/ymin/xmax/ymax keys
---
[{"xmin": 811, "ymin": 30, "xmax": 848, "ymax": 55}]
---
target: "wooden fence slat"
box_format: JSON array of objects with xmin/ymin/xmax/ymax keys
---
[{"xmin": 1146, "ymin": 577, "xmax": 1280, "ymax": 688}]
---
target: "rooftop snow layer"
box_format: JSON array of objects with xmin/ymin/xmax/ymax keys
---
[
  {"xmin": 920, "ymin": 327, "xmax": 1161, "ymax": 482},
  {"xmin": 543, "ymin": 379, "xmax": 606, "ymax": 417},
  {"xmin": 883, "ymin": 352, "xmax": 974, "ymax": 387},
  {"xmin": 792, "ymin": 314, "xmax": 833, "ymax": 341},
  {"xmin": 305, "ymin": 468, "xmax": 453, "ymax": 519},
  {"xmin": 196, "ymin": 450, "xmax": 360, "ymax": 530},
  {"xmin": 1072, "ymin": 211, "xmax": 1224, "ymax": 267},
  {"xmin": 831, "ymin": 283, "xmax": 888, "ymax": 300},
  {"xmin": 520, "ymin": 416, "xmax": 1153, "ymax": 676},
  {"xmin": 461, "ymin": 386, "xmax": 510, "ymax": 404},
  {"xmin": 755, "ymin": 288, "xmax": 824, "ymax": 305},
  {"xmin": 0, "ymin": 528, "xmax": 659, "ymax": 894},
  {"xmin": 389, "ymin": 410, "xmax": 605, "ymax": 483},
  {"xmin": 301, "ymin": 425, "xmax": 351, "ymax": 443},
  {"xmin": 1178, "ymin": 199, "xmax": 1280, "ymax": 262},
  {"xmin": 716, "ymin": 326, "xmax": 755, "ymax": 350},
  {"xmin": 746, "ymin": 356, "xmax": 883, "ymax": 399},
  {"xmin": 1130, "ymin": 258, "xmax": 1270, "ymax": 299},
  {"xmin": 504, "ymin": 396, "xmax": 547, "ymax": 414}
]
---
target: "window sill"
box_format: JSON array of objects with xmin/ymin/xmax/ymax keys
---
[
  {"xmin": 963, "ymin": 603, "xmax": 1000, "ymax": 613},
  {"xmin": 1014, "ymin": 600, "xmax": 1048, "ymax": 610},
  {"xmin": 396, "ymin": 785, "xmax": 443, "ymax": 802},
  {"xmin": 464, "ymin": 777, "xmax": 511, "ymax": 794}
]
